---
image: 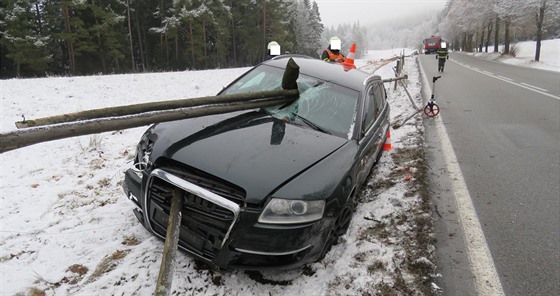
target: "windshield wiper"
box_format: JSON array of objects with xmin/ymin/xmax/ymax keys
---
[
  {"xmin": 312, "ymin": 81, "xmax": 324, "ymax": 87},
  {"xmin": 291, "ymin": 112, "xmax": 331, "ymax": 134}
]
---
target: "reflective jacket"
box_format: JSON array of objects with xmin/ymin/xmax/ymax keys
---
[
  {"xmin": 322, "ymin": 49, "xmax": 345, "ymax": 62},
  {"xmin": 436, "ymin": 48, "xmax": 449, "ymax": 60}
]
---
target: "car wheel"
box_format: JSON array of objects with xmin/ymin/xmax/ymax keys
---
[{"xmin": 319, "ymin": 201, "xmax": 355, "ymax": 260}]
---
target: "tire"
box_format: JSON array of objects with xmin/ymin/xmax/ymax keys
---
[{"xmin": 319, "ymin": 200, "xmax": 355, "ymax": 260}]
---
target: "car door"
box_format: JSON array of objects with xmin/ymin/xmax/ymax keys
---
[
  {"xmin": 371, "ymin": 81, "xmax": 390, "ymax": 161},
  {"xmin": 356, "ymin": 80, "xmax": 388, "ymax": 186}
]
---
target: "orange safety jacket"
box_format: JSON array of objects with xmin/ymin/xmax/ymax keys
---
[{"xmin": 324, "ymin": 49, "xmax": 345, "ymax": 62}]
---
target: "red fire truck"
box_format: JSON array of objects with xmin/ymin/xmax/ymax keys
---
[{"xmin": 423, "ymin": 36, "xmax": 442, "ymax": 54}]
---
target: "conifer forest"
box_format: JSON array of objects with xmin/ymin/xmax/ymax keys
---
[{"xmin": 1, "ymin": 0, "xmax": 335, "ymax": 78}]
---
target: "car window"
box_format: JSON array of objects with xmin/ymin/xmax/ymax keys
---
[
  {"xmin": 221, "ymin": 64, "xmax": 359, "ymax": 139},
  {"xmin": 222, "ymin": 66, "xmax": 283, "ymax": 94},
  {"xmin": 297, "ymin": 83, "xmax": 357, "ymax": 137},
  {"xmin": 373, "ymin": 82, "xmax": 385, "ymax": 118},
  {"xmin": 362, "ymin": 82, "xmax": 385, "ymax": 135},
  {"xmin": 362, "ymin": 85, "xmax": 376, "ymax": 133},
  {"xmin": 237, "ymin": 72, "xmax": 266, "ymax": 90}
]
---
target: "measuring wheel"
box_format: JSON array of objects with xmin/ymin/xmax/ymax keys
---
[{"xmin": 424, "ymin": 101, "xmax": 440, "ymax": 117}]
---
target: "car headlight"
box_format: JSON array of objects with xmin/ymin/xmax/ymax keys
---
[
  {"xmin": 258, "ymin": 198, "xmax": 325, "ymax": 224},
  {"xmin": 132, "ymin": 133, "xmax": 156, "ymax": 176}
]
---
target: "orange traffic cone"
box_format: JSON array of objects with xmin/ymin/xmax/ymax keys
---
[
  {"xmin": 342, "ymin": 43, "xmax": 356, "ymax": 69},
  {"xmin": 383, "ymin": 130, "xmax": 392, "ymax": 151}
]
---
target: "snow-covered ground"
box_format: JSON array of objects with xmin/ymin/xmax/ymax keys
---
[
  {"xmin": 1, "ymin": 40, "xmax": 558, "ymax": 295},
  {"xmin": 465, "ymin": 38, "xmax": 560, "ymax": 72}
]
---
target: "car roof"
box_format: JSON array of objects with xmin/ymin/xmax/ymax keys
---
[{"xmin": 262, "ymin": 55, "xmax": 379, "ymax": 91}]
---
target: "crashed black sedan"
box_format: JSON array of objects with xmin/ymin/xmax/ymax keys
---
[{"xmin": 122, "ymin": 55, "xmax": 391, "ymax": 270}]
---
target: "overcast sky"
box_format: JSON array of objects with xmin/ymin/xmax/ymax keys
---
[{"xmin": 313, "ymin": 0, "xmax": 448, "ymax": 27}]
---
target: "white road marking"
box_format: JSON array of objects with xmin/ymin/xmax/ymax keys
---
[
  {"xmin": 520, "ymin": 82, "xmax": 548, "ymax": 92},
  {"xmin": 453, "ymin": 61, "xmax": 559, "ymax": 100},
  {"xmin": 419, "ymin": 58, "xmax": 506, "ymax": 296},
  {"xmin": 497, "ymin": 75, "xmax": 514, "ymax": 81},
  {"xmin": 481, "ymin": 70, "xmax": 493, "ymax": 75}
]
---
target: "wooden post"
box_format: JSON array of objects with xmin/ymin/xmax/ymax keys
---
[
  {"xmin": 394, "ymin": 60, "xmax": 401, "ymax": 90},
  {"xmin": 282, "ymin": 57, "xmax": 299, "ymax": 90},
  {"xmin": 381, "ymin": 75, "xmax": 408, "ymax": 84},
  {"xmin": 15, "ymin": 89, "xmax": 299, "ymax": 129},
  {"xmin": 154, "ymin": 188, "xmax": 184, "ymax": 296}
]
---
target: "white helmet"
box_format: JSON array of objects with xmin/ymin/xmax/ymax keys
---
[
  {"xmin": 330, "ymin": 37, "xmax": 341, "ymax": 50},
  {"xmin": 268, "ymin": 41, "xmax": 281, "ymax": 56}
]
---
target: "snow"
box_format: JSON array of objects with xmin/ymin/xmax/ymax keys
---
[
  {"xmin": 464, "ymin": 38, "xmax": 560, "ymax": 72},
  {"xmin": 1, "ymin": 41, "xmax": 558, "ymax": 295}
]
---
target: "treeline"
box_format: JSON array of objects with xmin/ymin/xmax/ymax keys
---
[
  {"xmin": 366, "ymin": 11, "xmax": 441, "ymax": 51},
  {"xmin": 322, "ymin": 23, "xmax": 369, "ymax": 58},
  {"xmin": 0, "ymin": 0, "xmax": 324, "ymax": 78},
  {"xmin": 439, "ymin": 0, "xmax": 560, "ymax": 60}
]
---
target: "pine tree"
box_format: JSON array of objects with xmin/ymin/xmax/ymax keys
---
[
  {"xmin": 1, "ymin": 0, "xmax": 50, "ymax": 77},
  {"xmin": 228, "ymin": 0, "xmax": 263, "ymax": 66},
  {"xmin": 260, "ymin": 0, "xmax": 290, "ymax": 60},
  {"xmin": 87, "ymin": 0, "xmax": 128, "ymax": 73},
  {"xmin": 307, "ymin": 1, "xmax": 323, "ymax": 56}
]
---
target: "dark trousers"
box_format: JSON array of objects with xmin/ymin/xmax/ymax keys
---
[{"xmin": 438, "ymin": 59, "xmax": 446, "ymax": 71}]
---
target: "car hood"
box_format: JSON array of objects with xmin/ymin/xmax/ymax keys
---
[{"xmin": 149, "ymin": 111, "xmax": 348, "ymax": 204}]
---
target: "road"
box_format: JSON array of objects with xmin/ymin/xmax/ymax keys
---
[{"xmin": 419, "ymin": 52, "xmax": 560, "ymax": 296}]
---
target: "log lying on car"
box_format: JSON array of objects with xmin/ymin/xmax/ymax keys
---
[
  {"xmin": 0, "ymin": 96, "xmax": 297, "ymax": 154},
  {"xmin": 14, "ymin": 89, "xmax": 299, "ymax": 129},
  {"xmin": 0, "ymin": 58, "xmax": 300, "ymax": 154}
]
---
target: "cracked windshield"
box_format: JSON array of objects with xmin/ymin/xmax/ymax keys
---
[{"xmin": 221, "ymin": 64, "xmax": 358, "ymax": 138}]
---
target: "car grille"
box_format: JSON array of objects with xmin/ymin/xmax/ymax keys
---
[
  {"xmin": 159, "ymin": 160, "xmax": 246, "ymax": 206},
  {"xmin": 146, "ymin": 165, "xmax": 243, "ymax": 261}
]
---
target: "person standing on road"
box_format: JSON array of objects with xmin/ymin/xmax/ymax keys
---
[
  {"xmin": 322, "ymin": 37, "xmax": 345, "ymax": 63},
  {"xmin": 436, "ymin": 42, "xmax": 449, "ymax": 72}
]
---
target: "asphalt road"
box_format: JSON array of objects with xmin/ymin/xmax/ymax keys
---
[{"xmin": 420, "ymin": 52, "xmax": 560, "ymax": 296}]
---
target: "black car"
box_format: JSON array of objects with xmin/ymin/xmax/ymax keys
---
[{"xmin": 122, "ymin": 55, "xmax": 391, "ymax": 270}]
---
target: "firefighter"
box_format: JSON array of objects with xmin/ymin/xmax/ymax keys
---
[
  {"xmin": 436, "ymin": 42, "xmax": 449, "ymax": 72},
  {"xmin": 321, "ymin": 37, "xmax": 345, "ymax": 63}
]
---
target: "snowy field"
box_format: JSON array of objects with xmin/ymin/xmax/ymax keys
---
[
  {"xmin": 465, "ymin": 38, "xmax": 560, "ymax": 72},
  {"xmin": 1, "ymin": 40, "xmax": 558, "ymax": 295}
]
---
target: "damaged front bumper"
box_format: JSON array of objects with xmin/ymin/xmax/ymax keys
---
[{"xmin": 122, "ymin": 167, "xmax": 331, "ymax": 270}]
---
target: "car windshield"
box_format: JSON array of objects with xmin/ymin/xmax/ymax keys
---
[
  {"xmin": 221, "ymin": 64, "xmax": 359, "ymax": 139},
  {"xmin": 426, "ymin": 38, "xmax": 440, "ymax": 44}
]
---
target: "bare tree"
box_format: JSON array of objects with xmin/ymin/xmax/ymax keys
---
[
  {"xmin": 493, "ymin": 0, "xmax": 518, "ymax": 54},
  {"xmin": 522, "ymin": 0, "xmax": 560, "ymax": 61},
  {"xmin": 439, "ymin": 0, "xmax": 558, "ymax": 59},
  {"xmin": 439, "ymin": 0, "xmax": 493, "ymax": 52},
  {"xmin": 494, "ymin": 14, "xmax": 500, "ymax": 52}
]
